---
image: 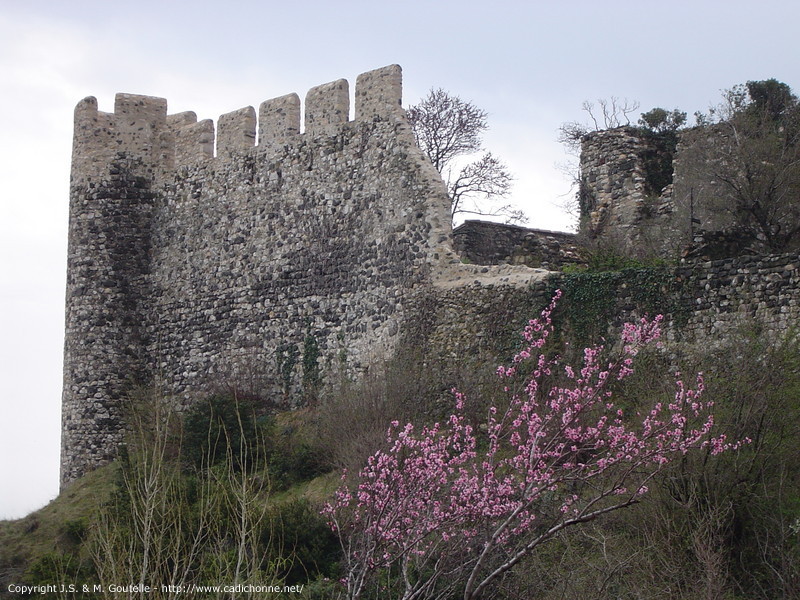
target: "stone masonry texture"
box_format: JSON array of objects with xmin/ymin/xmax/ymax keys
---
[
  {"xmin": 452, "ymin": 221, "xmax": 584, "ymax": 270},
  {"xmin": 578, "ymin": 124, "xmax": 764, "ymax": 257},
  {"xmin": 61, "ymin": 65, "xmax": 458, "ymax": 487},
  {"xmin": 62, "ymin": 65, "xmax": 800, "ymax": 489}
]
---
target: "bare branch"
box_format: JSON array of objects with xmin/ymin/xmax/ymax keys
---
[
  {"xmin": 448, "ymin": 152, "xmax": 514, "ymax": 219},
  {"xmin": 407, "ymin": 88, "xmax": 488, "ymax": 172},
  {"xmin": 408, "ymin": 89, "xmax": 522, "ymax": 223}
]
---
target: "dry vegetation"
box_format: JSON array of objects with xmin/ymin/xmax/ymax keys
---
[{"xmin": 1, "ymin": 319, "xmax": 798, "ymax": 599}]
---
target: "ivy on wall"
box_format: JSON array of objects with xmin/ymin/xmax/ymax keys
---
[
  {"xmin": 302, "ymin": 323, "xmax": 322, "ymax": 399},
  {"xmin": 548, "ymin": 266, "xmax": 688, "ymax": 343}
]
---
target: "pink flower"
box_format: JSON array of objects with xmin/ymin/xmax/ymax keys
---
[{"xmin": 325, "ymin": 292, "xmax": 746, "ymax": 599}]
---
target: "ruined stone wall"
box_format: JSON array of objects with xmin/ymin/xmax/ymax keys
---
[
  {"xmin": 670, "ymin": 125, "xmax": 739, "ymax": 237},
  {"xmin": 579, "ymin": 127, "xmax": 682, "ymax": 256},
  {"xmin": 578, "ymin": 124, "xmax": 766, "ymax": 258},
  {"xmin": 452, "ymin": 221, "xmax": 583, "ymax": 269},
  {"xmin": 579, "ymin": 128, "xmax": 660, "ymax": 237},
  {"xmin": 61, "ymin": 65, "xmax": 457, "ymax": 487},
  {"xmin": 674, "ymin": 252, "xmax": 800, "ymax": 340},
  {"xmin": 410, "ymin": 252, "xmax": 800, "ymax": 373},
  {"xmin": 62, "ymin": 67, "xmax": 800, "ymax": 490}
]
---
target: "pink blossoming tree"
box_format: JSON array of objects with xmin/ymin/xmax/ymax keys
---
[{"xmin": 323, "ymin": 291, "xmax": 745, "ymax": 600}]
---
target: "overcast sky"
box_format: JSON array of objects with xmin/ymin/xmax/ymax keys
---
[{"xmin": 1, "ymin": 0, "xmax": 799, "ymax": 519}]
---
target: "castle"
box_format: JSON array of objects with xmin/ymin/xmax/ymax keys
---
[
  {"xmin": 61, "ymin": 65, "xmax": 550, "ymax": 487},
  {"xmin": 61, "ymin": 65, "xmax": 800, "ymax": 489}
]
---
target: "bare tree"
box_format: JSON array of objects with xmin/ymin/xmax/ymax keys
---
[
  {"xmin": 407, "ymin": 88, "xmax": 522, "ymax": 224},
  {"xmin": 587, "ymin": 97, "xmax": 641, "ymax": 129},
  {"xmin": 90, "ymin": 389, "xmax": 285, "ymax": 599},
  {"xmin": 558, "ymin": 96, "xmax": 641, "ymax": 152},
  {"xmin": 91, "ymin": 389, "xmax": 213, "ymax": 599},
  {"xmin": 693, "ymin": 80, "xmax": 800, "ymax": 251}
]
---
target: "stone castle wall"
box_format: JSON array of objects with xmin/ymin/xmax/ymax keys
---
[
  {"xmin": 411, "ymin": 252, "xmax": 800, "ymax": 373},
  {"xmin": 578, "ymin": 124, "xmax": 773, "ymax": 258},
  {"xmin": 673, "ymin": 252, "xmax": 800, "ymax": 339},
  {"xmin": 61, "ymin": 65, "xmax": 461, "ymax": 487},
  {"xmin": 670, "ymin": 125, "xmax": 741, "ymax": 239},
  {"xmin": 451, "ymin": 221, "xmax": 584, "ymax": 269},
  {"xmin": 62, "ymin": 66, "xmax": 800, "ymax": 490},
  {"xmin": 579, "ymin": 127, "xmax": 657, "ymax": 237},
  {"xmin": 579, "ymin": 126, "xmax": 691, "ymax": 255}
]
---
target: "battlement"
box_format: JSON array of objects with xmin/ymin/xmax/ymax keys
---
[
  {"xmin": 61, "ymin": 63, "xmax": 456, "ymax": 488},
  {"xmin": 70, "ymin": 65, "xmax": 404, "ymax": 185}
]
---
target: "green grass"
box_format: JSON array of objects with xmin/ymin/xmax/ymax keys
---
[
  {"xmin": 0, "ymin": 464, "xmax": 116, "ymax": 586},
  {"xmin": 0, "ymin": 403, "xmax": 338, "ymax": 590}
]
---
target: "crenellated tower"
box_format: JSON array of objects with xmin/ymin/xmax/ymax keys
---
[
  {"xmin": 61, "ymin": 65, "xmax": 454, "ymax": 488},
  {"xmin": 63, "ymin": 94, "xmax": 167, "ymax": 484}
]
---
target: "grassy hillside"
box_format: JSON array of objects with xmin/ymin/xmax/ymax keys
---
[
  {"xmin": 2, "ymin": 307, "xmax": 799, "ymax": 599},
  {"xmin": 0, "ymin": 464, "xmax": 116, "ymax": 591}
]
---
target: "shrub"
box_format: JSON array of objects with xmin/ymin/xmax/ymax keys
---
[
  {"xmin": 325, "ymin": 292, "xmax": 745, "ymax": 600},
  {"xmin": 25, "ymin": 552, "xmax": 95, "ymax": 598},
  {"xmin": 266, "ymin": 499, "xmax": 341, "ymax": 584},
  {"xmin": 61, "ymin": 518, "xmax": 89, "ymax": 546},
  {"xmin": 182, "ymin": 394, "xmax": 259, "ymax": 472}
]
